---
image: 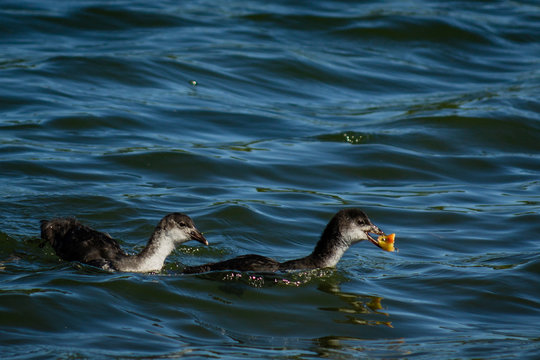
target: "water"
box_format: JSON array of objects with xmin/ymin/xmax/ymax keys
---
[{"xmin": 1, "ymin": 0, "xmax": 539, "ymax": 358}]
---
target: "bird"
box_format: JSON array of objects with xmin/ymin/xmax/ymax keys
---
[
  {"xmin": 182, "ymin": 208, "xmax": 392, "ymax": 274},
  {"xmin": 40, "ymin": 212, "xmax": 208, "ymax": 272}
]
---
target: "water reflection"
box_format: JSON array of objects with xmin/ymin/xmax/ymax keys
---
[
  {"xmin": 317, "ymin": 282, "xmax": 393, "ymax": 328},
  {"xmin": 187, "ymin": 268, "xmax": 393, "ymax": 329},
  {"xmin": 313, "ymin": 336, "xmax": 408, "ymax": 359},
  {"xmin": 179, "ymin": 271, "xmax": 398, "ymax": 358}
]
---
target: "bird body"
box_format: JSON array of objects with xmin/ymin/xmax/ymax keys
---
[
  {"xmin": 41, "ymin": 213, "xmax": 207, "ymax": 272},
  {"xmin": 183, "ymin": 208, "xmax": 389, "ymax": 274}
]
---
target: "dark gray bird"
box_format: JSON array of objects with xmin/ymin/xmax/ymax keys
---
[
  {"xmin": 41, "ymin": 213, "xmax": 207, "ymax": 272},
  {"xmin": 183, "ymin": 208, "xmax": 389, "ymax": 274}
]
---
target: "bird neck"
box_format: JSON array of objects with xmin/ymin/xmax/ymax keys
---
[
  {"xmin": 308, "ymin": 234, "xmax": 349, "ymax": 268},
  {"xmin": 307, "ymin": 220, "xmax": 350, "ymax": 268},
  {"xmin": 280, "ymin": 232, "xmax": 349, "ymax": 270},
  {"xmin": 114, "ymin": 229, "xmax": 176, "ymax": 273}
]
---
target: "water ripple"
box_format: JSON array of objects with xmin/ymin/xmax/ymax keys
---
[{"xmin": 1, "ymin": 0, "xmax": 540, "ymax": 358}]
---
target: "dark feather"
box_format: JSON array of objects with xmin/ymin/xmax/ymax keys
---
[
  {"xmin": 183, "ymin": 254, "xmax": 280, "ymax": 274},
  {"xmin": 40, "ymin": 218, "xmax": 126, "ymax": 264}
]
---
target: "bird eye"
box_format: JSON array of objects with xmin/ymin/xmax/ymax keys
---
[{"xmin": 178, "ymin": 221, "xmax": 187, "ymax": 227}]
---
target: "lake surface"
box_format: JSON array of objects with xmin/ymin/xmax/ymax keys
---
[{"xmin": 1, "ymin": 1, "xmax": 539, "ymax": 358}]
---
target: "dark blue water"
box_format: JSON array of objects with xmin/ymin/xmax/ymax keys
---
[{"xmin": 1, "ymin": 1, "xmax": 540, "ymax": 358}]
